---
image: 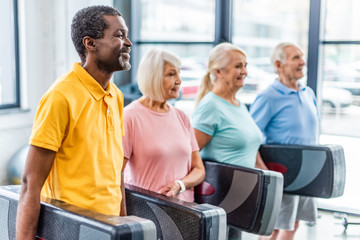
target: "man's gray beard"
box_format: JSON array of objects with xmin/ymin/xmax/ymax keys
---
[
  {"xmin": 121, "ymin": 61, "xmax": 131, "ymax": 71},
  {"xmin": 118, "ymin": 54, "xmax": 131, "ymax": 71},
  {"xmin": 96, "ymin": 58, "xmax": 131, "ymax": 73}
]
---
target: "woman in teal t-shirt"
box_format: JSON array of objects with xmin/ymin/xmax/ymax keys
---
[
  {"xmin": 192, "ymin": 42, "xmax": 267, "ymax": 170},
  {"xmin": 192, "ymin": 42, "xmax": 268, "ymax": 240}
]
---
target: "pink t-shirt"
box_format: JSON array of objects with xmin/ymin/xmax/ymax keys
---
[{"xmin": 123, "ymin": 100, "xmax": 199, "ymax": 202}]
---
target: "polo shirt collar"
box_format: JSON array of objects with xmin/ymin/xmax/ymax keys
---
[
  {"xmin": 272, "ymin": 78, "xmax": 306, "ymax": 95},
  {"xmin": 73, "ymin": 63, "xmax": 115, "ymax": 100}
]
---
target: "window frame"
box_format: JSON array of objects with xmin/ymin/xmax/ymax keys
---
[
  {"xmin": 0, "ymin": 0, "xmax": 20, "ymax": 110},
  {"xmin": 127, "ymin": 0, "xmax": 231, "ymax": 85},
  {"xmin": 127, "ymin": 0, "xmax": 319, "ymax": 91}
]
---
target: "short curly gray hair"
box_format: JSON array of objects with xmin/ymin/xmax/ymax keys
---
[{"xmin": 71, "ymin": 5, "xmax": 121, "ymax": 62}]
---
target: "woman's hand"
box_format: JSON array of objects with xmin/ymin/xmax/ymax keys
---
[
  {"xmin": 159, "ymin": 182, "xmax": 181, "ymax": 197},
  {"xmin": 159, "ymin": 151, "xmax": 205, "ymax": 199}
]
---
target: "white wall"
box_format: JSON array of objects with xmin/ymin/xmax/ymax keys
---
[{"xmin": 0, "ymin": 0, "xmax": 112, "ymax": 185}]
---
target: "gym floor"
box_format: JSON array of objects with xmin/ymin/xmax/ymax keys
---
[
  {"xmin": 242, "ymin": 210, "xmax": 360, "ymax": 240},
  {"xmin": 295, "ymin": 210, "xmax": 360, "ymax": 240}
]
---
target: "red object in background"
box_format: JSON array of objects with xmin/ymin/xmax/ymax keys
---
[
  {"xmin": 195, "ymin": 181, "xmax": 215, "ymax": 196},
  {"xmin": 182, "ymin": 86, "xmax": 199, "ymax": 95},
  {"xmin": 266, "ymin": 162, "xmax": 288, "ymax": 174},
  {"xmin": 181, "ymin": 86, "xmax": 200, "ymax": 99},
  {"xmin": 36, "ymin": 237, "xmax": 45, "ymax": 240}
]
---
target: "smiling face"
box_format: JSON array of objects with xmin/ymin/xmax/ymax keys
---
[
  {"xmin": 278, "ymin": 45, "xmax": 306, "ymax": 82},
  {"xmin": 216, "ymin": 50, "xmax": 248, "ymax": 92},
  {"xmin": 94, "ymin": 15, "xmax": 132, "ymax": 73},
  {"xmin": 162, "ymin": 62, "xmax": 181, "ymax": 101}
]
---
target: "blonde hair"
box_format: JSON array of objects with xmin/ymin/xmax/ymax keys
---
[
  {"xmin": 137, "ymin": 48, "xmax": 181, "ymax": 101},
  {"xmin": 195, "ymin": 42, "xmax": 246, "ymax": 105}
]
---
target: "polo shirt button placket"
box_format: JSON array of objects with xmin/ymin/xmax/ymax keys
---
[
  {"xmin": 104, "ymin": 95, "xmax": 109, "ymax": 129},
  {"xmin": 104, "ymin": 94, "xmax": 114, "ymax": 131},
  {"xmin": 298, "ymin": 92, "xmax": 302, "ymax": 104}
]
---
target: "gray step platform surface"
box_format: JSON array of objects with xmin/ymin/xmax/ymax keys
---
[
  {"xmin": 259, "ymin": 144, "xmax": 346, "ymax": 198},
  {"xmin": 195, "ymin": 160, "xmax": 283, "ymax": 236},
  {"xmin": 125, "ymin": 184, "xmax": 227, "ymax": 240},
  {"xmin": 0, "ymin": 185, "xmax": 156, "ymax": 240}
]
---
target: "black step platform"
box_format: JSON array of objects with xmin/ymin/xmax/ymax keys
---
[
  {"xmin": 0, "ymin": 185, "xmax": 156, "ymax": 240},
  {"xmin": 125, "ymin": 184, "xmax": 227, "ymax": 240},
  {"xmin": 259, "ymin": 144, "xmax": 346, "ymax": 198},
  {"xmin": 194, "ymin": 160, "xmax": 283, "ymax": 236}
]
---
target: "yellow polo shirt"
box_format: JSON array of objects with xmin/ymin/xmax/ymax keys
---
[{"xmin": 30, "ymin": 63, "xmax": 124, "ymax": 216}]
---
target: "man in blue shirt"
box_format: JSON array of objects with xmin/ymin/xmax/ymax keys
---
[{"xmin": 250, "ymin": 42, "xmax": 319, "ymax": 240}]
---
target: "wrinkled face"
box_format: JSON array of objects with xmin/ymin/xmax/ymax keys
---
[
  {"xmin": 162, "ymin": 62, "xmax": 181, "ymax": 101},
  {"xmin": 94, "ymin": 15, "xmax": 132, "ymax": 73},
  {"xmin": 278, "ymin": 45, "xmax": 306, "ymax": 81},
  {"xmin": 217, "ymin": 50, "xmax": 247, "ymax": 91}
]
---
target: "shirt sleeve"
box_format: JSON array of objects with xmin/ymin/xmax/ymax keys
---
[
  {"xmin": 249, "ymin": 94, "xmax": 272, "ymax": 135},
  {"xmin": 192, "ymin": 102, "xmax": 219, "ymax": 136},
  {"xmin": 189, "ymin": 126, "xmax": 200, "ymax": 152},
  {"xmin": 29, "ymin": 90, "xmax": 69, "ymax": 152},
  {"xmin": 176, "ymin": 108, "xmax": 200, "ymax": 152},
  {"xmin": 184, "ymin": 115, "xmax": 200, "ymax": 152}
]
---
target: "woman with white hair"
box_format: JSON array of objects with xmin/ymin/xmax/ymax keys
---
[{"xmin": 122, "ymin": 48, "xmax": 205, "ymax": 202}]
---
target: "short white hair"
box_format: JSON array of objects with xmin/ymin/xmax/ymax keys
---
[
  {"xmin": 270, "ymin": 42, "xmax": 301, "ymax": 74},
  {"xmin": 137, "ymin": 48, "xmax": 181, "ymax": 101}
]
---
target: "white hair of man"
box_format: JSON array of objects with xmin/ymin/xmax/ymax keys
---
[
  {"xmin": 270, "ymin": 42, "xmax": 302, "ymax": 74},
  {"xmin": 137, "ymin": 48, "xmax": 181, "ymax": 102}
]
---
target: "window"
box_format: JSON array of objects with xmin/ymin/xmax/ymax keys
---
[
  {"xmin": 323, "ymin": 0, "xmax": 360, "ymax": 41},
  {"xmin": 138, "ymin": 0, "xmax": 215, "ymax": 42},
  {"xmin": 0, "ymin": 0, "xmax": 20, "ymax": 109},
  {"xmin": 232, "ymin": 0, "xmax": 310, "ymax": 105},
  {"xmin": 127, "ymin": 0, "xmax": 215, "ymax": 110},
  {"xmin": 320, "ymin": 0, "xmax": 360, "ymax": 138},
  {"xmin": 317, "ymin": 0, "xmax": 360, "ymax": 214}
]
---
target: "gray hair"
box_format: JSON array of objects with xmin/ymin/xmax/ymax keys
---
[
  {"xmin": 71, "ymin": 5, "xmax": 121, "ymax": 63},
  {"xmin": 137, "ymin": 48, "xmax": 181, "ymax": 101},
  {"xmin": 270, "ymin": 42, "xmax": 301, "ymax": 74}
]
